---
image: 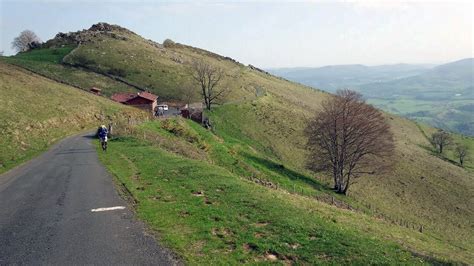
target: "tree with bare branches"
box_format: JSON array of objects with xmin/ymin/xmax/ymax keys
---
[
  {"xmin": 455, "ymin": 144, "xmax": 469, "ymax": 167},
  {"xmin": 12, "ymin": 30, "xmax": 42, "ymax": 53},
  {"xmin": 191, "ymin": 60, "xmax": 227, "ymax": 110},
  {"xmin": 431, "ymin": 130, "xmax": 451, "ymax": 154},
  {"xmin": 305, "ymin": 89, "xmax": 395, "ymax": 195}
]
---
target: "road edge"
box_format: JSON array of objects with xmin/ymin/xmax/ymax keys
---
[{"xmin": 92, "ymin": 138, "xmax": 184, "ymax": 265}]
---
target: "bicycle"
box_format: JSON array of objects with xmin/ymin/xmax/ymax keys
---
[{"xmin": 100, "ymin": 136, "xmax": 108, "ymax": 151}]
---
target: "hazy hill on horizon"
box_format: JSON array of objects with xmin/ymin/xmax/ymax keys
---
[
  {"xmin": 267, "ymin": 58, "xmax": 474, "ymax": 135},
  {"xmin": 267, "ymin": 63, "xmax": 435, "ymax": 91}
]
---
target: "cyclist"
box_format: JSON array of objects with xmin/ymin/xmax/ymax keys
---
[{"xmin": 98, "ymin": 125, "xmax": 108, "ymax": 151}]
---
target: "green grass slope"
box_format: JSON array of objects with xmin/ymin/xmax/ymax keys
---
[
  {"xmin": 2, "ymin": 46, "xmax": 140, "ymax": 97},
  {"xmin": 98, "ymin": 118, "xmax": 470, "ymax": 264},
  {"xmin": 209, "ymin": 96, "xmax": 474, "ymax": 260},
  {"xmin": 0, "ymin": 61, "xmax": 143, "ymax": 174},
  {"xmin": 60, "ymin": 24, "xmax": 320, "ymax": 104}
]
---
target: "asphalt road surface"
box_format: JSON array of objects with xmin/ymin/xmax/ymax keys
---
[{"xmin": 0, "ymin": 133, "xmax": 178, "ymax": 265}]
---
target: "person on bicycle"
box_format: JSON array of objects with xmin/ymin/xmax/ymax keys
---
[{"xmin": 98, "ymin": 125, "xmax": 108, "ymax": 151}]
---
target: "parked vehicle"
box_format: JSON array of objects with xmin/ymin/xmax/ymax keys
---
[{"xmin": 157, "ymin": 104, "xmax": 168, "ymax": 111}]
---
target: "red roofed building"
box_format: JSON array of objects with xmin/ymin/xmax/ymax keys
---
[
  {"xmin": 111, "ymin": 91, "xmax": 158, "ymax": 113},
  {"xmin": 111, "ymin": 92, "xmax": 136, "ymax": 103}
]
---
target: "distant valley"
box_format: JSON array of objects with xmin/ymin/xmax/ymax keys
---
[{"xmin": 268, "ymin": 58, "xmax": 474, "ymax": 135}]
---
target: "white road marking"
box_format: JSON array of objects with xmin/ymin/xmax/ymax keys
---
[{"xmin": 91, "ymin": 206, "xmax": 126, "ymax": 212}]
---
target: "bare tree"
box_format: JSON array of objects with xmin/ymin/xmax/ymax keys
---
[
  {"xmin": 431, "ymin": 130, "xmax": 451, "ymax": 154},
  {"xmin": 305, "ymin": 89, "xmax": 395, "ymax": 195},
  {"xmin": 191, "ymin": 60, "xmax": 227, "ymax": 110},
  {"xmin": 0, "ymin": 51, "xmax": 4, "ymax": 56},
  {"xmin": 11, "ymin": 30, "xmax": 42, "ymax": 53},
  {"xmin": 455, "ymin": 144, "xmax": 469, "ymax": 167}
]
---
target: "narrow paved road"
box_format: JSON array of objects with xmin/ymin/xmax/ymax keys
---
[{"xmin": 0, "ymin": 133, "xmax": 178, "ymax": 265}]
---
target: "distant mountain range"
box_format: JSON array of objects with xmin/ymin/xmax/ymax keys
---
[
  {"xmin": 267, "ymin": 58, "xmax": 474, "ymax": 135},
  {"xmin": 268, "ymin": 63, "xmax": 435, "ymax": 92},
  {"xmin": 361, "ymin": 58, "xmax": 474, "ymax": 99}
]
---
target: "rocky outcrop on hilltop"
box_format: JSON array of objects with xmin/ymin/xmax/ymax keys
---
[
  {"xmin": 88, "ymin": 22, "xmax": 131, "ymax": 33},
  {"xmin": 44, "ymin": 22, "xmax": 132, "ymax": 48}
]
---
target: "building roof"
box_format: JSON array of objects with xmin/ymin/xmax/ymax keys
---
[
  {"xmin": 111, "ymin": 91, "xmax": 158, "ymax": 104},
  {"xmin": 111, "ymin": 92, "xmax": 136, "ymax": 103},
  {"xmin": 136, "ymin": 91, "xmax": 158, "ymax": 102}
]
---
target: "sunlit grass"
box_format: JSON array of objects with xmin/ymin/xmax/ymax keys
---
[{"xmin": 0, "ymin": 61, "xmax": 142, "ymax": 174}]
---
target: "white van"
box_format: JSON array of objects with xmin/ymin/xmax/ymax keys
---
[{"xmin": 157, "ymin": 104, "xmax": 168, "ymax": 111}]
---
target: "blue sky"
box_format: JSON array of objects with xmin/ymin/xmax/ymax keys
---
[{"xmin": 0, "ymin": 0, "xmax": 472, "ymax": 67}]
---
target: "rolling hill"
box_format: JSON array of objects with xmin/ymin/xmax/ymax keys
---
[
  {"xmin": 268, "ymin": 59, "xmax": 474, "ymax": 135},
  {"xmin": 2, "ymin": 22, "xmax": 473, "ymax": 264},
  {"xmin": 363, "ymin": 59, "xmax": 474, "ymax": 135},
  {"xmin": 361, "ymin": 58, "xmax": 474, "ymax": 98},
  {"xmin": 268, "ymin": 63, "xmax": 433, "ymax": 91}
]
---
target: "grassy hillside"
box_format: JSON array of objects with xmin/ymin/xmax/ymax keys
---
[
  {"xmin": 60, "ymin": 24, "xmax": 318, "ymax": 104},
  {"xmin": 2, "ymin": 46, "xmax": 140, "ymax": 97},
  {"xmin": 8, "ymin": 23, "xmax": 474, "ymax": 263},
  {"xmin": 98, "ymin": 118, "xmax": 470, "ymax": 264},
  {"xmin": 209, "ymin": 98, "xmax": 474, "ymax": 257},
  {"xmin": 0, "ymin": 61, "xmax": 144, "ymax": 174}
]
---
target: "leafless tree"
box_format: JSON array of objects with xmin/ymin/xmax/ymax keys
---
[
  {"xmin": 191, "ymin": 60, "xmax": 227, "ymax": 110},
  {"xmin": 431, "ymin": 130, "xmax": 451, "ymax": 154},
  {"xmin": 11, "ymin": 30, "xmax": 42, "ymax": 53},
  {"xmin": 455, "ymin": 144, "xmax": 469, "ymax": 167},
  {"xmin": 0, "ymin": 51, "xmax": 4, "ymax": 56},
  {"xmin": 305, "ymin": 89, "xmax": 395, "ymax": 195}
]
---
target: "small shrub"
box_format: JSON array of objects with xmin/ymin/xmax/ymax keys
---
[{"xmin": 73, "ymin": 53, "xmax": 95, "ymax": 66}]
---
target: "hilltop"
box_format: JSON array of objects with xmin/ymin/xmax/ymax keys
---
[{"xmin": 2, "ymin": 22, "xmax": 473, "ymax": 264}]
